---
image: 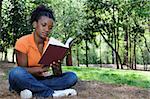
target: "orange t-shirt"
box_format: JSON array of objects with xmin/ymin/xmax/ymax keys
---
[{"xmin": 15, "ymin": 33, "xmax": 48, "ymax": 67}]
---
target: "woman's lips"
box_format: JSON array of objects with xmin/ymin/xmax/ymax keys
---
[{"xmin": 41, "ymin": 32, "xmax": 48, "ymax": 37}]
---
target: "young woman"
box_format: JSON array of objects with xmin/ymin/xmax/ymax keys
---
[{"xmin": 8, "ymin": 5, "xmax": 78, "ymax": 98}]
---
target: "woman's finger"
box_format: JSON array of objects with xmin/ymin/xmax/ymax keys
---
[{"xmin": 58, "ymin": 60, "xmax": 61, "ymax": 63}]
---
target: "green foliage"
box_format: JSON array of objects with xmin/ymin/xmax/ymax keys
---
[
  {"xmin": 83, "ymin": 0, "xmax": 150, "ymax": 66},
  {"xmin": 1, "ymin": 0, "xmax": 32, "ymax": 47},
  {"xmin": 0, "ymin": 0, "xmax": 149, "ymax": 65},
  {"xmin": 63, "ymin": 66, "xmax": 150, "ymax": 88}
]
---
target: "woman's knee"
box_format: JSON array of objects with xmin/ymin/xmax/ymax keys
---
[
  {"xmin": 64, "ymin": 72, "xmax": 78, "ymax": 85},
  {"xmin": 9, "ymin": 66, "xmax": 27, "ymax": 81}
]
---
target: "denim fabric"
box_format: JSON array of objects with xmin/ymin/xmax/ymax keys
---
[{"xmin": 8, "ymin": 66, "xmax": 78, "ymax": 97}]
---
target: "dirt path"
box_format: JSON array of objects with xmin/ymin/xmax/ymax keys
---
[{"xmin": 0, "ymin": 62, "xmax": 150, "ymax": 99}]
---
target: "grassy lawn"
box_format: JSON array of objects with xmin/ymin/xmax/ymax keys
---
[
  {"xmin": 63, "ymin": 66, "xmax": 150, "ymax": 88},
  {"xmin": 2, "ymin": 65, "xmax": 150, "ymax": 88}
]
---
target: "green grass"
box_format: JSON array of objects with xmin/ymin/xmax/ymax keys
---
[
  {"xmin": 3, "ymin": 65, "xmax": 150, "ymax": 88},
  {"xmin": 63, "ymin": 66, "xmax": 150, "ymax": 88}
]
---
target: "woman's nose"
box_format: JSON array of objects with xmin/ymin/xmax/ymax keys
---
[{"xmin": 45, "ymin": 26, "xmax": 49, "ymax": 32}]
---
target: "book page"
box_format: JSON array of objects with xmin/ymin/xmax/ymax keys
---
[
  {"xmin": 48, "ymin": 37, "xmax": 69, "ymax": 48},
  {"xmin": 65, "ymin": 37, "xmax": 73, "ymax": 47}
]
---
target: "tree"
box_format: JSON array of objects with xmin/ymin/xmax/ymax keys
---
[
  {"xmin": 8, "ymin": 0, "xmax": 32, "ymax": 62},
  {"xmin": 0, "ymin": 0, "xmax": 2, "ymax": 35},
  {"xmin": 84, "ymin": 0, "xmax": 124, "ymax": 69},
  {"xmin": 83, "ymin": 0, "xmax": 149, "ymax": 69},
  {"xmin": 48, "ymin": 0, "xmax": 86, "ymax": 66}
]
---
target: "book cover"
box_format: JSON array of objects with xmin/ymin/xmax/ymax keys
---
[{"xmin": 38, "ymin": 37, "xmax": 73, "ymax": 65}]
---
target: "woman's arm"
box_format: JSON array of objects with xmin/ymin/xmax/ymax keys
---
[{"xmin": 15, "ymin": 50, "xmax": 47, "ymax": 77}]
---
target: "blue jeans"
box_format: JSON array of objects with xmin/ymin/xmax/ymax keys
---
[{"xmin": 8, "ymin": 66, "xmax": 78, "ymax": 97}]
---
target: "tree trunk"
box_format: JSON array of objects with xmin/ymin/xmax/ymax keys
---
[
  {"xmin": 99, "ymin": 35, "xmax": 102, "ymax": 67},
  {"xmin": 4, "ymin": 50, "xmax": 8, "ymax": 61},
  {"xmin": 85, "ymin": 39, "xmax": 88, "ymax": 67},
  {"xmin": 0, "ymin": 0, "xmax": 2, "ymax": 35},
  {"xmin": 133, "ymin": 38, "xmax": 137, "ymax": 70},
  {"xmin": 123, "ymin": 27, "xmax": 129, "ymax": 66},
  {"xmin": 115, "ymin": 30, "xmax": 119, "ymax": 69},
  {"xmin": 100, "ymin": 32, "xmax": 123, "ymax": 69},
  {"xmin": 116, "ymin": 12, "xmax": 119, "ymax": 70},
  {"xmin": 112, "ymin": 4, "xmax": 115, "ymax": 64},
  {"xmin": 12, "ymin": 48, "xmax": 15, "ymax": 63},
  {"xmin": 66, "ymin": 48, "xmax": 73, "ymax": 66},
  {"xmin": 113, "ymin": 5, "xmax": 120, "ymax": 68},
  {"xmin": 134, "ymin": 45, "xmax": 137, "ymax": 70},
  {"xmin": 76, "ymin": 44, "xmax": 80, "ymax": 66},
  {"xmin": 129, "ymin": 33, "xmax": 132, "ymax": 69}
]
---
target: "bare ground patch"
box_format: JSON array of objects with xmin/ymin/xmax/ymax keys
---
[{"xmin": 0, "ymin": 62, "xmax": 150, "ymax": 99}]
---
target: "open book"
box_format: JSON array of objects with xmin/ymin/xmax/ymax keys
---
[{"xmin": 38, "ymin": 37, "xmax": 73, "ymax": 65}]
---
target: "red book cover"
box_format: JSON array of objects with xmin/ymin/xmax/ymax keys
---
[{"xmin": 38, "ymin": 37, "xmax": 73, "ymax": 65}]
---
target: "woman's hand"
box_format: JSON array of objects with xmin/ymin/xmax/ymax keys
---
[
  {"xmin": 50, "ymin": 60, "xmax": 61, "ymax": 67},
  {"xmin": 51, "ymin": 60, "xmax": 62, "ymax": 76},
  {"xmin": 27, "ymin": 66, "xmax": 49, "ymax": 77}
]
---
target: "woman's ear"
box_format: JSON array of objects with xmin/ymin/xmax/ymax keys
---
[{"xmin": 32, "ymin": 21, "xmax": 37, "ymax": 28}]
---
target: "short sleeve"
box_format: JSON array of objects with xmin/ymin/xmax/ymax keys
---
[{"xmin": 15, "ymin": 38, "xmax": 28, "ymax": 54}]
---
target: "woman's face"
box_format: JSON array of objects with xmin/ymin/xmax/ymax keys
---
[{"xmin": 34, "ymin": 16, "xmax": 53, "ymax": 39}]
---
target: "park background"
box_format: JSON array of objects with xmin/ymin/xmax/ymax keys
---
[
  {"xmin": 0, "ymin": 0, "xmax": 150, "ymax": 98},
  {"xmin": 0, "ymin": 0, "xmax": 150, "ymax": 70}
]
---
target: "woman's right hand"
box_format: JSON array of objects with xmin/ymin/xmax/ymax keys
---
[{"xmin": 27, "ymin": 66, "xmax": 48, "ymax": 77}]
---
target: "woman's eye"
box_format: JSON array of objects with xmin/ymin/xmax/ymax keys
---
[{"xmin": 42, "ymin": 23, "xmax": 46, "ymax": 27}]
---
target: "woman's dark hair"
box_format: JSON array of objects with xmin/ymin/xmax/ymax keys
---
[{"xmin": 31, "ymin": 5, "xmax": 55, "ymax": 24}]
